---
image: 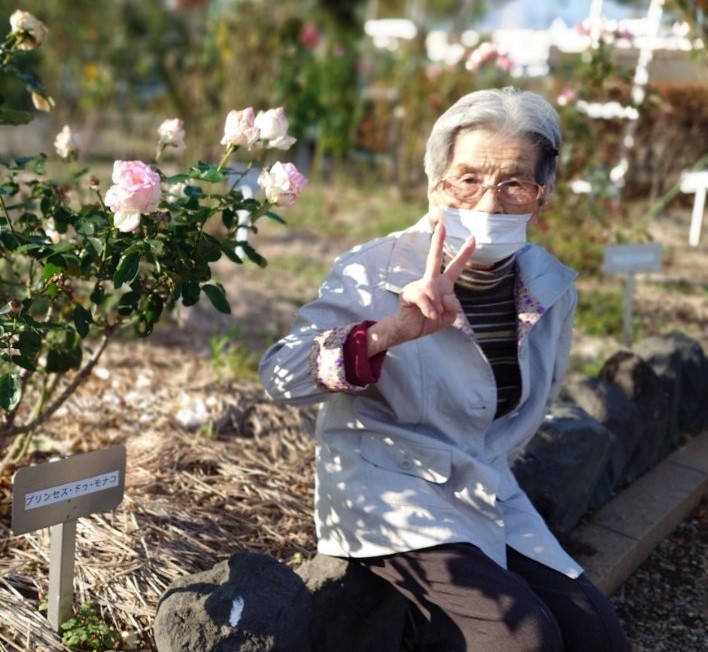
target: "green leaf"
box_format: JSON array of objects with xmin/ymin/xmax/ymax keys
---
[
  {"xmin": 73, "ymin": 304, "xmax": 93, "ymax": 338},
  {"xmin": 221, "ymin": 243, "xmax": 243, "ymax": 264},
  {"xmin": 136, "ymin": 294, "xmax": 164, "ymax": 337},
  {"xmin": 181, "ymin": 281, "xmax": 200, "ymax": 307},
  {"xmin": 0, "ymin": 108, "xmax": 32, "ymax": 126},
  {"xmin": 117, "ymin": 291, "xmax": 139, "ymax": 316},
  {"xmin": 74, "ymin": 220, "xmax": 96, "ymax": 237},
  {"xmin": 11, "ymin": 354, "xmax": 37, "ymax": 372},
  {"xmin": 194, "ymin": 163, "xmax": 226, "ymax": 183},
  {"xmin": 46, "ymin": 344, "xmax": 82, "ymax": 373},
  {"xmin": 146, "ymin": 293, "xmax": 164, "ymax": 322},
  {"xmin": 85, "ymin": 236, "xmax": 103, "ymax": 259},
  {"xmin": 11, "ymin": 155, "xmax": 43, "ymax": 170},
  {"xmin": 0, "ymin": 231, "xmax": 20, "ymax": 251},
  {"xmin": 221, "ymin": 208, "xmax": 236, "ymax": 229},
  {"xmin": 195, "ymin": 233, "xmax": 222, "ymax": 263},
  {"xmin": 202, "ymin": 283, "xmax": 231, "ymax": 314},
  {"xmin": 239, "ymin": 243, "xmax": 268, "ymax": 268},
  {"xmin": 70, "ymin": 167, "xmax": 90, "ymax": 181},
  {"xmin": 51, "ymin": 206, "xmax": 74, "ymax": 232},
  {"xmin": 42, "ymin": 261, "xmax": 64, "ymax": 280},
  {"xmin": 46, "ymin": 252, "xmax": 81, "ymax": 274},
  {"xmin": 0, "ymin": 182, "xmax": 20, "ymax": 196},
  {"xmin": 145, "ymin": 238, "xmax": 165, "ymax": 257},
  {"xmin": 113, "ymin": 250, "xmax": 141, "ymax": 289},
  {"xmin": 17, "ymin": 330, "xmax": 42, "ymax": 359},
  {"xmin": 0, "ymin": 373, "xmax": 21, "ymax": 412},
  {"xmin": 163, "ymin": 173, "xmax": 190, "ymax": 184},
  {"xmin": 265, "ymin": 210, "xmax": 287, "ymax": 225}
]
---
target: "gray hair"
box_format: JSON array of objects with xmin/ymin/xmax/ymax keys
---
[{"xmin": 423, "ymin": 87, "xmax": 561, "ymax": 188}]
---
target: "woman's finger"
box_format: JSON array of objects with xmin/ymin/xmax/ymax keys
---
[
  {"xmin": 423, "ymin": 222, "xmax": 446, "ymax": 279},
  {"xmin": 402, "ymin": 282, "xmax": 442, "ymax": 320},
  {"xmin": 443, "ymin": 234, "xmax": 476, "ymax": 281}
]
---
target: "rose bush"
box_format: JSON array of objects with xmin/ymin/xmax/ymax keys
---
[{"xmin": 0, "ymin": 12, "xmax": 307, "ymax": 452}]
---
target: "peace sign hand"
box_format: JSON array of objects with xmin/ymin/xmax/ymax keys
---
[{"xmin": 366, "ymin": 222, "xmax": 476, "ymax": 355}]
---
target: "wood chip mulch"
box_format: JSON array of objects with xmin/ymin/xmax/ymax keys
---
[{"xmin": 1, "ymin": 340, "xmax": 318, "ymax": 651}]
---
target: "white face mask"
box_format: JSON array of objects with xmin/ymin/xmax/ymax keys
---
[{"xmin": 442, "ymin": 207, "xmax": 531, "ymax": 266}]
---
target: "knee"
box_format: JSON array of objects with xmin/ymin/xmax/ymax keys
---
[
  {"xmin": 409, "ymin": 599, "xmax": 564, "ymax": 652},
  {"xmin": 516, "ymin": 602, "xmax": 564, "ymax": 652}
]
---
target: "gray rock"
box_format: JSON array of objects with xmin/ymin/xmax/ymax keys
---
[
  {"xmin": 597, "ymin": 350, "xmax": 673, "ymax": 482},
  {"xmin": 513, "ymin": 403, "xmax": 615, "ymax": 535},
  {"xmin": 154, "ymin": 552, "xmax": 311, "ymax": 652},
  {"xmin": 295, "ymin": 553, "xmax": 407, "ymax": 652},
  {"xmin": 634, "ymin": 332, "xmax": 708, "ymax": 438},
  {"xmin": 560, "ymin": 376, "xmax": 640, "ymax": 509}
]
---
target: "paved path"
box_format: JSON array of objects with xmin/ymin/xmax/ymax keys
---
[{"xmin": 572, "ymin": 430, "xmax": 708, "ymax": 595}]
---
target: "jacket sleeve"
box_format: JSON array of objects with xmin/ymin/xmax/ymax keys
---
[
  {"xmin": 548, "ymin": 285, "xmax": 578, "ymax": 404},
  {"xmin": 258, "ymin": 246, "xmax": 386, "ymax": 406}
]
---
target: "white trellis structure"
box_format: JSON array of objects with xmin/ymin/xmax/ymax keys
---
[
  {"xmin": 595, "ymin": 0, "xmax": 705, "ymax": 245},
  {"xmin": 605, "ymin": 0, "xmax": 667, "ymax": 194}
]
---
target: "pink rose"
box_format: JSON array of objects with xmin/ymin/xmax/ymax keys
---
[
  {"xmin": 299, "ymin": 23, "xmax": 321, "ymax": 50},
  {"xmin": 254, "ymin": 107, "xmax": 297, "ymax": 150},
  {"xmin": 495, "ymin": 53, "xmax": 513, "ymax": 73},
  {"xmin": 221, "ymin": 108, "xmax": 260, "ymax": 149},
  {"xmin": 557, "ymin": 87, "xmax": 578, "ymax": 107},
  {"xmin": 104, "ymin": 160, "xmax": 161, "ymax": 233},
  {"xmin": 257, "ymin": 162, "xmax": 307, "ymax": 206},
  {"xmin": 465, "ymin": 42, "xmax": 500, "ymax": 72}
]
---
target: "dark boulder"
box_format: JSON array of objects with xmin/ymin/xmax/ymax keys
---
[
  {"xmin": 295, "ymin": 553, "xmax": 408, "ymax": 652},
  {"xmin": 513, "ymin": 403, "xmax": 615, "ymax": 536},
  {"xmin": 154, "ymin": 552, "xmax": 311, "ymax": 652},
  {"xmin": 634, "ymin": 332, "xmax": 708, "ymax": 438}
]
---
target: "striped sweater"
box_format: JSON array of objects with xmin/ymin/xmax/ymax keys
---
[{"xmin": 453, "ymin": 255, "xmax": 521, "ymax": 418}]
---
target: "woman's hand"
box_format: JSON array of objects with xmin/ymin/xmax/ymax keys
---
[{"xmin": 366, "ymin": 222, "xmax": 476, "ymax": 355}]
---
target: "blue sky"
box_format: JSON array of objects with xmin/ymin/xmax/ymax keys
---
[{"xmin": 477, "ymin": 0, "xmax": 645, "ymax": 30}]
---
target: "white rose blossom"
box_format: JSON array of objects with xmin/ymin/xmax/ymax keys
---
[
  {"xmin": 112, "ymin": 212, "xmax": 142, "ymax": 234},
  {"xmin": 9, "ymin": 10, "xmax": 48, "ymax": 50},
  {"xmin": 157, "ymin": 118, "xmax": 186, "ymax": 150},
  {"xmin": 221, "ymin": 108, "xmax": 261, "ymax": 149},
  {"xmin": 54, "ymin": 125, "xmax": 82, "ymax": 160},
  {"xmin": 257, "ymin": 161, "xmax": 308, "ymax": 206},
  {"xmin": 254, "ymin": 107, "xmax": 297, "ymax": 150}
]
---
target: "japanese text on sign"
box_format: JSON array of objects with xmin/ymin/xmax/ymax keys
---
[{"xmin": 24, "ymin": 471, "xmax": 120, "ymax": 510}]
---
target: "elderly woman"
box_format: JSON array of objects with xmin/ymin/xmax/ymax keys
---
[{"xmin": 259, "ymin": 88, "xmax": 629, "ymax": 651}]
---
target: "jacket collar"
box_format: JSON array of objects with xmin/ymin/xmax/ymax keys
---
[{"xmin": 381, "ymin": 215, "xmax": 435, "ymax": 293}]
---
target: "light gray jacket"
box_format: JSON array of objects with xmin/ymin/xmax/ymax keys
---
[{"xmin": 259, "ymin": 216, "xmax": 583, "ymax": 578}]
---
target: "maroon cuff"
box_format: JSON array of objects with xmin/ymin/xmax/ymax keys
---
[{"xmin": 343, "ymin": 320, "xmax": 387, "ymax": 386}]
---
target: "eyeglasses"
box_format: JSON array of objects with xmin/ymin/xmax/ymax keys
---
[{"xmin": 440, "ymin": 175, "xmax": 544, "ymax": 206}]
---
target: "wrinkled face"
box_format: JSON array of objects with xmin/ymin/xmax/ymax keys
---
[{"xmin": 429, "ymin": 128, "xmax": 550, "ymax": 224}]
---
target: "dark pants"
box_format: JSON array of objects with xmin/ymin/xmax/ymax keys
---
[{"xmin": 359, "ymin": 543, "xmax": 629, "ymax": 652}]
